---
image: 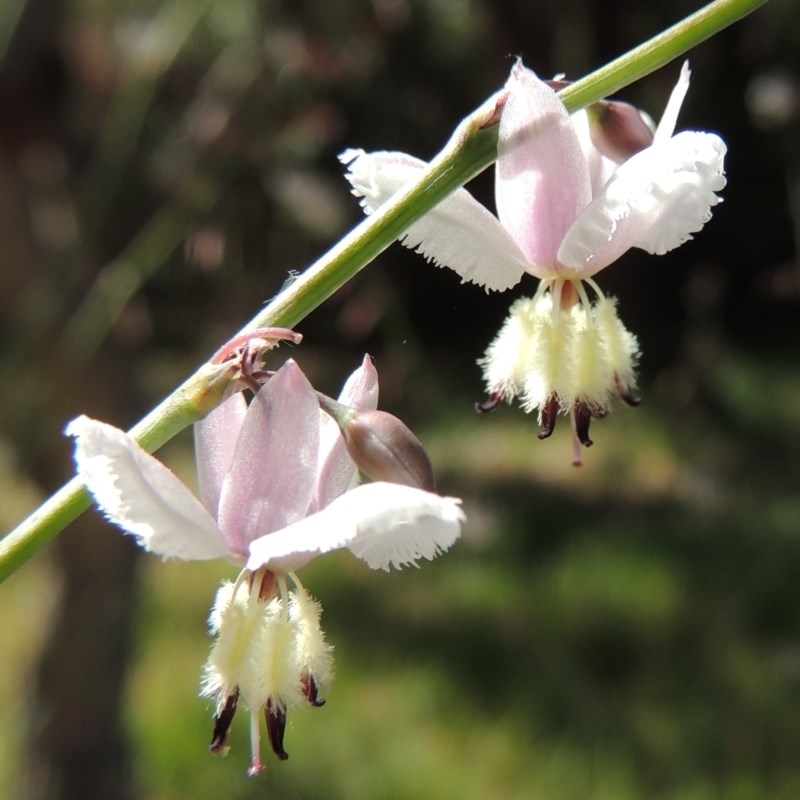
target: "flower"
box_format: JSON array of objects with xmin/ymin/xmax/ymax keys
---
[
  {"xmin": 66, "ymin": 357, "xmax": 464, "ymax": 775},
  {"xmin": 341, "ymin": 61, "xmax": 726, "ymax": 463}
]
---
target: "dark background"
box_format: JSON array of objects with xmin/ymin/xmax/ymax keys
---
[{"xmin": 1, "ymin": 0, "xmax": 798, "ymax": 798}]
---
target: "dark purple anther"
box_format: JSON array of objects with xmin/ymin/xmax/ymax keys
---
[
  {"xmin": 475, "ymin": 392, "xmax": 504, "ymax": 413},
  {"xmin": 266, "ymin": 700, "xmax": 289, "ymax": 761},
  {"xmin": 537, "ymin": 395, "xmax": 560, "ymax": 440},
  {"xmin": 302, "ymin": 673, "xmax": 326, "ymax": 708},
  {"xmin": 210, "ymin": 689, "xmax": 239, "ymax": 756},
  {"xmin": 573, "ymin": 403, "xmax": 594, "ymax": 447}
]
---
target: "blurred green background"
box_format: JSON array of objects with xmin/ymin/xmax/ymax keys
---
[{"xmin": 2, "ymin": 0, "xmax": 800, "ymax": 798}]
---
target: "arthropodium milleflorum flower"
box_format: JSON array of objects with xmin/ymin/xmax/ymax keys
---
[
  {"xmin": 341, "ymin": 61, "xmax": 727, "ymax": 464},
  {"xmin": 66, "ymin": 356, "xmax": 464, "ymax": 776}
]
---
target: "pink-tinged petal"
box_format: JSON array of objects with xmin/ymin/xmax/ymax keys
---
[
  {"xmin": 194, "ymin": 392, "xmax": 247, "ymax": 517},
  {"xmin": 246, "ymin": 482, "xmax": 464, "ymax": 574},
  {"xmin": 496, "ymin": 61, "xmax": 591, "ymax": 275},
  {"xmin": 309, "ymin": 355, "xmax": 379, "ymax": 514},
  {"xmin": 654, "ymin": 61, "xmax": 691, "ymax": 144},
  {"xmin": 66, "ymin": 416, "xmax": 229, "ymax": 561},
  {"xmin": 217, "ymin": 361, "xmax": 320, "ymax": 556},
  {"xmin": 571, "ymin": 109, "xmax": 621, "ymax": 194},
  {"xmin": 340, "ymin": 149, "xmax": 527, "ymax": 291},
  {"xmin": 337, "ymin": 353, "xmax": 380, "ymax": 410},
  {"xmin": 557, "ymin": 131, "xmax": 727, "ymax": 275}
]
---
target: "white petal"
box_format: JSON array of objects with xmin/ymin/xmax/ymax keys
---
[
  {"xmin": 246, "ymin": 482, "xmax": 464, "ymax": 573},
  {"xmin": 557, "ymin": 131, "xmax": 727, "ymax": 275},
  {"xmin": 654, "ymin": 61, "xmax": 691, "ymax": 144},
  {"xmin": 66, "ymin": 416, "xmax": 229, "ymax": 561},
  {"xmin": 340, "ymin": 149, "xmax": 527, "ymax": 292}
]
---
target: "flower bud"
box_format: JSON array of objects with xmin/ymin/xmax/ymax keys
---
[
  {"xmin": 585, "ymin": 99, "xmax": 655, "ymax": 163},
  {"xmin": 317, "ymin": 395, "xmax": 436, "ymax": 491},
  {"xmin": 342, "ymin": 409, "xmax": 436, "ymax": 491}
]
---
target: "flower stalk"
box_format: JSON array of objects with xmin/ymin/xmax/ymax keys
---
[{"xmin": 0, "ymin": 0, "xmax": 771, "ymax": 584}]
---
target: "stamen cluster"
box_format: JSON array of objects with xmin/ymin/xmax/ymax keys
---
[
  {"xmin": 202, "ymin": 568, "xmax": 333, "ymax": 775},
  {"xmin": 479, "ymin": 278, "xmax": 639, "ymax": 464}
]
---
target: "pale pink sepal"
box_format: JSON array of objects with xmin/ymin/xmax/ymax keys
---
[
  {"xmin": 495, "ymin": 61, "xmax": 591, "ymax": 275},
  {"xmin": 557, "ymin": 131, "xmax": 727, "ymax": 275},
  {"xmin": 195, "ymin": 392, "xmax": 247, "ymax": 518},
  {"xmin": 570, "ymin": 109, "xmax": 621, "ymax": 194},
  {"xmin": 340, "ymin": 149, "xmax": 527, "ymax": 292},
  {"xmin": 66, "ymin": 416, "xmax": 229, "ymax": 561},
  {"xmin": 217, "ymin": 360, "xmax": 321, "ymax": 558},
  {"xmin": 246, "ymin": 481, "xmax": 464, "ymax": 574},
  {"xmin": 309, "ymin": 354, "xmax": 379, "ymax": 514}
]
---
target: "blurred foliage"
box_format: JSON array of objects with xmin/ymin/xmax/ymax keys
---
[{"xmin": 1, "ymin": 0, "xmax": 799, "ymax": 798}]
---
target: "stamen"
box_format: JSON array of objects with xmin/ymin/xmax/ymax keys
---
[
  {"xmin": 475, "ymin": 391, "xmax": 504, "ymax": 413},
  {"xmin": 287, "ymin": 571, "xmax": 304, "ymax": 591},
  {"xmin": 573, "ymin": 402, "xmax": 594, "ymax": 448},
  {"xmin": 583, "ymin": 276, "xmax": 606, "ymax": 302},
  {"xmin": 266, "ymin": 700, "xmax": 290, "ymax": 761},
  {"xmin": 276, "ymin": 574, "xmax": 290, "ymax": 620},
  {"xmin": 302, "ymin": 673, "xmax": 326, "ymax": 708},
  {"xmin": 537, "ymin": 395, "xmax": 560, "ymax": 440},
  {"xmin": 209, "ymin": 689, "xmax": 239, "ymax": 756},
  {"xmin": 248, "ymin": 709, "xmax": 266, "ymax": 777},
  {"xmin": 616, "ymin": 380, "xmax": 642, "ymax": 407},
  {"xmin": 574, "ymin": 279, "xmax": 594, "ymax": 310},
  {"xmin": 228, "ymin": 568, "xmax": 250, "ymax": 606}
]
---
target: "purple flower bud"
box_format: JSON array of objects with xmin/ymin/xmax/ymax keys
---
[
  {"xmin": 341, "ymin": 409, "xmax": 436, "ymax": 492},
  {"xmin": 317, "ymin": 394, "xmax": 435, "ymax": 491},
  {"xmin": 585, "ymin": 99, "xmax": 655, "ymax": 164}
]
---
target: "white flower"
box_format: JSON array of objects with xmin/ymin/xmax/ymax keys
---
[
  {"xmin": 66, "ymin": 357, "xmax": 463, "ymax": 774},
  {"xmin": 342, "ymin": 61, "xmax": 726, "ymax": 463}
]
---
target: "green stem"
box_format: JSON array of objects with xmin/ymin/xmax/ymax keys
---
[
  {"xmin": 0, "ymin": 0, "xmax": 770, "ymax": 583},
  {"xmin": 559, "ymin": 0, "xmax": 769, "ymax": 111}
]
